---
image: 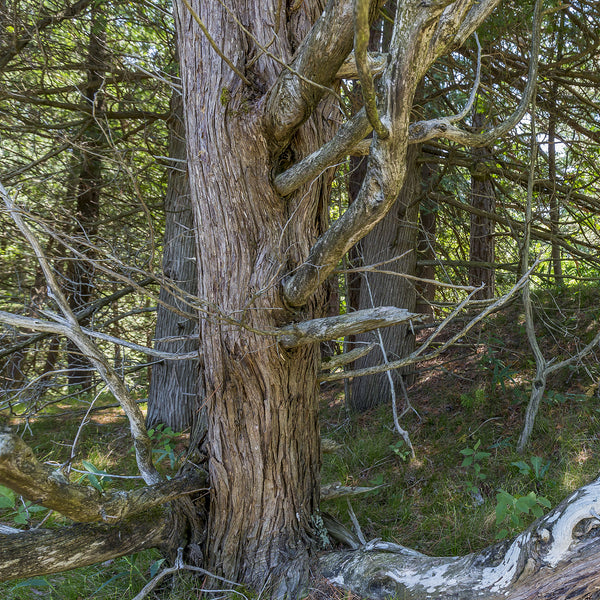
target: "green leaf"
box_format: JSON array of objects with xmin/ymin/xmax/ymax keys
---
[
  {"xmin": 532, "ymin": 506, "xmax": 544, "ymax": 518},
  {"xmin": 0, "ymin": 496, "xmax": 15, "ymax": 509},
  {"xmin": 13, "ymin": 512, "xmax": 28, "ymax": 525},
  {"xmin": 85, "ymin": 473, "xmax": 103, "ymax": 492},
  {"xmin": 92, "ymin": 571, "xmax": 126, "ymax": 595},
  {"xmin": 82, "ymin": 460, "xmax": 103, "ymax": 474},
  {"xmin": 537, "ymin": 496, "xmax": 551, "ymax": 508},
  {"xmin": 495, "ymin": 502, "xmax": 508, "ymax": 524},
  {"xmin": 12, "ymin": 578, "xmax": 50, "ymax": 589},
  {"xmin": 511, "ymin": 460, "xmax": 530, "ymax": 475},
  {"xmin": 0, "ymin": 485, "xmax": 15, "ymax": 502},
  {"xmin": 150, "ymin": 558, "xmax": 166, "ymax": 578},
  {"xmin": 474, "ymin": 451, "xmax": 491, "ymax": 461}
]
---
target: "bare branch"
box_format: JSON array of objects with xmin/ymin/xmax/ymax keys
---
[
  {"xmin": 321, "ymin": 482, "xmax": 382, "ymax": 501},
  {"xmin": 277, "ymin": 306, "xmax": 423, "ymax": 348},
  {"xmin": 321, "ymin": 343, "xmax": 376, "ymax": 370},
  {"xmin": 273, "ymin": 109, "xmax": 372, "ymax": 196},
  {"xmin": 265, "ymin": 0, "xmax": 366, "ymax": 150},
  {"xmin": 0, "ymin": 516, "xmax": 171, "ymax": 582},
  {"xmin": 319, "ymin": 266, "xmax": 537, "ymax": 382},
  {"xmin": 336, "ymin": 52, "xmax": 387, "ymax": 79},
  {"xmin": 410, "ymin": 0, "xmax": 543, "ymax": 147}
]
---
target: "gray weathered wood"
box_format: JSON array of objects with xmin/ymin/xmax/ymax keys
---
[{"xmin": 277, "ymin": 307, "xmax": 423, "ymax": 348}]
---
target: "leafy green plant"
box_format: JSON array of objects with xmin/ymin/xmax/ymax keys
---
[
  {"xmin": 480, "ymin": 345, "xmax": 515, "ymax": 392},
  {"xmin": 495, "ymin": 489, "xmax": 551, "ymax": 539},
  {"xmin": 510, "ymin": 456, "xmax": 550, "ymax": 481},
  {"xmin": 389, "ymin": 440, "xmax": 411, "ymax": 462},
  {"xmin": 459, "ymin": 440, "xmax": 490, "ymax": 495},
  {"xmin": 81, "ymin": 460, "xmax": 113, "ymax": 492},
  {"xmin": 148, "ymin": 424, "xmax": 182, "ymax": 469},
  {"xmin": 0, "ymin": 485, "xmax": 47, "ymax": 525}
]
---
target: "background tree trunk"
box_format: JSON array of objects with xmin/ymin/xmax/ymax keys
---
[
  {"xmin": 415, "ymin": 160, "xmax": 438, "ymax": 317},
  {"xmin": 146, "ymin": 92, "xmax": 202, "ymax": 433},
  {"xmin": 67, "ymin": 7, "xmax": 106, "ymax": 389},
  {"xmin": 548, "ymin": 85, "xmax": 562, "ymax": 285},
  {"xmin": 469, "ymin": 111, "xmax": 496, "ymax": 299},
  {"xmin": 349, "ymin": 144, "xmax": 421, "ymax": 411}
]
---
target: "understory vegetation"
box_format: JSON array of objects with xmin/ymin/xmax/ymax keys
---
[{"xmin": 2, "ymin": 283, "xmax": 598, "ymax": 599}]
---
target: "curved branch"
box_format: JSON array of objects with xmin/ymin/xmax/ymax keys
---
[
  {"xmin": 264, "ymin": 0, "xmax": 380, "ymax": 150},
  {"xmin": 410, "ymin": 0, "xmax": 543, "ymax": 147},
  {"xmin": 273, "ymin": 109, "xmax": 372, "ymax": 196},
  {"xmin": 354, "ymin": 0, "xmax": 388, "ymax": 139}
]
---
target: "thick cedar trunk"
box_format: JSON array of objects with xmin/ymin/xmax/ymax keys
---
[
  {"xmin": 67, "ymin": 7, "xmax": 105, "ymax": 388},
  {"xmin": 350, "ymin": 145, "xmax": 420, "ymax": 411},
  {"xmin": 175, "ymin": 0, "xmax": 332, "ymax": 592},
  {"xmin": 147, "ymin": 92, "xmax": 202, "ymax": 433},
  {"xmin": 469, "ymin": 112, "xmax": 496, "ymax": 299}
]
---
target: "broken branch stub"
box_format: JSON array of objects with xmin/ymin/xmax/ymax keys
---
[{"xmin": 277, "ymin": 307, "xmax": 423, "ymax": 348}]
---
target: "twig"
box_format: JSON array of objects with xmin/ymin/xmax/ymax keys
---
[
  {"xmin": 347, "ymin": 500, "xmax": 367, "ymax": 546},
  {"xmin": 131, "ymin": 547, "xmax": 242, "ymax": 600}
]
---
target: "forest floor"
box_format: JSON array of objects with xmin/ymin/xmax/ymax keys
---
[{"xmin": 2, "ymin": 284, "xmax": 600, "ymax": 599}]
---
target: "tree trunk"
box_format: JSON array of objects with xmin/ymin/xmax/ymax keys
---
[
  {"xmin": 349, "ymin": 144, "xmax": 421, "ymax": 411},
  {"xmin": 146, "ymin": 91, "xmax": 202, "ymax": 433},
  {"xmin": 469, "ymin": 111, "xmax": 496, "ymax": 300},
  {"xmin": 415, "ymin": 160, "xmax": 438, "ymax": 317},
  {"xmin": 67, "ymin": 7, "xmax": 106, "ymax": 388},
  {"xmin": 175, "ymin": 1, "xmax": 333, "ymax": 593},
  {"xmin": 548, "ymin": 87, "xmax": 562, "ymax": 284}
]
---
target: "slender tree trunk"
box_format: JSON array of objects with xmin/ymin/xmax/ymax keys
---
[
  {"xmin": 548, "ymin": 87, "xmax": 562, "ymax": 284},
  {"xmin": 146, "ymin": 92, "xmax": 201, "ymax": 433},
  {"xmin": 349, "ymin": 144, "xmax": 420, "ymax": 411},
  {"xmin": 469, "ymin": 111, "xmax": 496, "ymax": 299},
  {"xmin": 175, "ymin": 1, "xmax": 334, "ymax": 593},
  {"xmin": 67, "ymin": 7, "xmax": 106, "ymax": 388},
  {"xmin": 415, "ymin": 161, "xmax": 438, "ymax": 317}
]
